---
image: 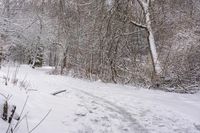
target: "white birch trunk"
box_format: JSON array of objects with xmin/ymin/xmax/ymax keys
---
[
  {"xmin": 144, "ymin": 5, "xmax": 162, "ymax": 74},
  {"xmin": 137, "ymin": 0, "xmax": 162, "ymax": 75}
]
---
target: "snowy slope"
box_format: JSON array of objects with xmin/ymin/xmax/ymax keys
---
[{"xmin": 0, "ymin": 65, "xmax": 200, "ymax": 133}]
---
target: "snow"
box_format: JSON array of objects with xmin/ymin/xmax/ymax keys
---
[{"xmin": 0, "ymin": 65, "xmax": 200, "ymax": 133}]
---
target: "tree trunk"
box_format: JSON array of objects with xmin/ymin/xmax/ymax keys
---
[
  {"xmin": 0, "ymin": 47, "xmax": 3, "ymax": 69},
  {"xmin": 133, "ymin": 0, "xmax": 162, "ymax": 76},
  {"xmin": 32, "ymin": 43, "xmax": 38, "ymax": 68},
  {"xmin": 60, "ymin": 55, "xmax": 66, "ymax": 75},
  {"xmin": 144, "ymin": 4, "xmax": 162, "ymax": 75}
]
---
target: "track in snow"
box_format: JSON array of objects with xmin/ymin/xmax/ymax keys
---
[{"xmin": 68, "ymin": 86, "xmax": 148, "ymax": 133}]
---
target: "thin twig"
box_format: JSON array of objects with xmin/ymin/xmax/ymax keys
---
[
  {"xmin": 13, "ymin": 96, "xmax": 29, "ymax": 131},
  {"xmin": 29, "ymin": 109, "xmax": 52, "ymax": 133},
  {"xmin": 25, "ymin": 115, "xmax": 30, "ymax": 132},
  {"xmin": 13, "ymin": 112, "xmax": 29, "ymax": 131},
  {"xmin": 19, "ymin": 96, "xmax": 29, "ymax": 117},
  {"xmin": 0, "ymin": 93, "xmax": 12, "ymax": 101},
  {"xmin": 0, "ymin": 92, "xmax": 7, "ymax": 99}
]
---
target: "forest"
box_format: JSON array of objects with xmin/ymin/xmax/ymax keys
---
[
  {"xmin": 0, "ymin": 0, "xmax": 200, "ymax": 133},
  {"xmin": 0, "ymin": 0, "xmax": 200, "ymax": 92}
]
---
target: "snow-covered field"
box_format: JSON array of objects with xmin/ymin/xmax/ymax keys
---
[{"xmin": 0, "ymin": 65, "xmax": 200, "ymax": 133}]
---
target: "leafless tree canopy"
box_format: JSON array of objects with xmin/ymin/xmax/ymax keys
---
[{"xmin": 0, "ymin": 0, "xmax": 199, "ymax": 91}]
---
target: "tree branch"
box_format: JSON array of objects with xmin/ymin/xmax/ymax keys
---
[
  {"xmin": 130, "ymin": 20, "xmax": 147, "ymax": 29},
  {"xmin": 51, "ymin": 90, "xmax": 67, "ymax": 96}
]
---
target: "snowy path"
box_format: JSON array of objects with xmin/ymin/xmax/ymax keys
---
[
  {"xmin": 0, "ymin": 65, "xmax": 200, "ymax": 133},
  {"xmin": 71, "ymin": 86, "xmax": 147, "ymax": 132}
]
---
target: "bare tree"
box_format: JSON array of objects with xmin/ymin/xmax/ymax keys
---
[{"xmin": 131, "ymin": 0, "xmax": 161, "ymax": 77}]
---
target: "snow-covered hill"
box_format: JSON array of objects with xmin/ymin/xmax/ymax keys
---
[{"xmin": 0, "ymin": 65, "xmax": 200, "ymax": 133}]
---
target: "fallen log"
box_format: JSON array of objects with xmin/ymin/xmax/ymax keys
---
[{"xmin": 51, "ymin": 90, "xmax": 67, "ymax": 96}]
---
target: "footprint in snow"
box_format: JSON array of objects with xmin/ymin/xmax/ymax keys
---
[{"xmin": 75, "ymin": 107, "xmax": 88, "ymax": 117}]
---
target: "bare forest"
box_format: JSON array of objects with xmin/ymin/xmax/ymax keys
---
[
  {"xmin": 1, "ymin": 1, "xmax": 200, "ymax": 133},
  {"xmin": 0, "ymin": 0, "xmax": 199, "ymax": 92}
]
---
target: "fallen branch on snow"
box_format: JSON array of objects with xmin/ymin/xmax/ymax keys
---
[{"xmin": 51, "ymin": 90, "xmax": 67, "ymax": 96}]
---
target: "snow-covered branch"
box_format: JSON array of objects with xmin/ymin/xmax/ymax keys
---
[{"xmin": 130, "ymin": 20, "xmax": 147, "ymax": 29}]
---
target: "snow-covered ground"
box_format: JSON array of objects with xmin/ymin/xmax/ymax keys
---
[{"xmin": 0, "ymin": 65, "xmax": 200, "ymax": 133}]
